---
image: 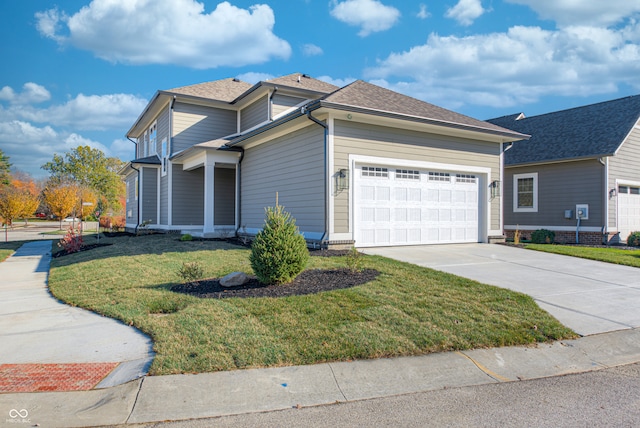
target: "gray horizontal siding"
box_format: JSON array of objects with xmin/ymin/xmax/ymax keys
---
[
  {"xmin": 333, "ymin": 120, "xmax": 501, "ymax": 233},
  {"xmin": 241, "ymin": 125, "xmax": 324, "ymax": 235},
  {"xmin": 172, "ymin": 167, "xmax": 204, "ymax": 225},
  {"xmin": 504, "ymin": 160, "xmax": 604, "ymax": 227},
  {"xmin": 215, "ymin": 167, "xmax": 236, "ymax": 225},
  {"xmin": 141, "ymin": 167, "xmax": 158, "ymax": 224},
  {"xmin": 160, "ymin": 172, "xmax": 169, "ymax": 225},
  {"xmin": 272, "ymin": 94, "xmax": 305, "ymax": 117},
  {"xmin": 172, "ymin": 102, "xmax": 237, "ymax": 153},
  {"xmin": 608, "ymin": 126, "xmax": 640, "ymax": 229},
  {"xmin": 240, "ymin": 95, "xmax": 268, "ymax": 132}
]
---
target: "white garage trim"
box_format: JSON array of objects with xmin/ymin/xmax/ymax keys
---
[
  {"xmin": 616, "ymin": 179, "xmax": 640, "ymax": 241},
  {"xmin": 348, "ymin": 154, "xmax": 491, "ymax": 247}
]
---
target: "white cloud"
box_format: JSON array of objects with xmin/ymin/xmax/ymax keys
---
[
  {"xmin": 505, "ymin": 0, "xmax": 640, "ymax": 27},
  {"xmin": 110, "ymin": 138, "xmax": 136, "ymax": 161},
  {"xmin": 417, "ymin": 4, "xmax": 431, "ymax": 19},
  {"xmin": 330, "ymin": 0, "xmax": 401, "ymax": 37},
  {"xmin": 316, "ymin": 75, "xmax": 357, "ymax": 88},
  {"xmin": 445, "ymin": 0, "xmax": 486, "ymax": 26},
  {"xmin": 365, "ymin": 22, "xmax": 640, "ymax": 110},
  {"xmin": 302, "ymin": 43, "xmax": 324, "ymax": 57},
  {"xmin": 35, "ymin": 0, "xmax": 291, "ymax": 69},
  {"xmin": 235, "ymin": 72, "xmax": 274, "ymax": 85},
  {"xmin": 0, "ymin": 83, "xmax": 51, "ymax": 105}
]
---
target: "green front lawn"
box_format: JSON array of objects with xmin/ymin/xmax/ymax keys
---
[
  {"xmin": 525, "ymin": 244, "xmax": 640, "ymax": 268},
  {"xmin": 49, "ymin": 234, "xmax": 576, "ymax": 375}
]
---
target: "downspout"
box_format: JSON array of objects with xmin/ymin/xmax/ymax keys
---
[
  {"xmin": 302, "ymin": 106, "xmax": 328, "ymax": 248},
  {"xmin": 600, "ymin": 157, "xmax": 608, "ymax": 245},
  {"xmin": 268, "ymin": 87, "xmax": 278, "ymax": 121},
  {"xmin": 237, "ymin": 147, "xmax": 245, "ymax": 237},
  {"xmin": 127, "ymin": 136, "xmax": 141, "ymax": 233},
  {"xmin": 131, "ymin": 164, "xmax": 141, "ymax": 234}
]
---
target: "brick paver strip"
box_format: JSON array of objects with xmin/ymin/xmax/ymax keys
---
[{"xmin": 0, "ymin": 363, "xmax": 119, "ymax": 393}]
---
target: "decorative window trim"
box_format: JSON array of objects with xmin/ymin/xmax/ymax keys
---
[
  {"xmin": 362, "ymin": 166, "xmax": 388, "ymax": 178},
  {"xmin": 456, "ymin": 174, "xmax": 476, "ymax": 184},
  {"xmin": 149, "ymin": 122, "xmax": 157, "ymax": 156},
  {"xmin": 428, "ymin": 172, "xmax": 450, "ymax": 182},
  {"xmin": 134, "ymin": 176, "xmax": 139, "ymax": 201},
  {"xmin": 513, "ymin": 172, "xmax": 538, "ymax": 213},
  {"xmin": 396, "ymin": 169, "xmax": 420, "ymax": 180}
]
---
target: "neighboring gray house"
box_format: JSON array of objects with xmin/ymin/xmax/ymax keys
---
[
  {"xmin": 488, "ymin": 95, "xmax": 640, "ymax": 244},
  {"xmin": 121, "ymin": 73, "xmax": 526, "ymax": 248}
]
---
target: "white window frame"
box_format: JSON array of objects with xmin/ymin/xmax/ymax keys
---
[
  {"xmin": 513, "ymin": 172, "xmax": 538, "ymax": 213},
  {"xmin": 149, "ymin": 122, "xmax": 157, "ymax": 156},
  {"xmin": 134, "ymin": 176, "xmax": 139, "ymax": 201}
]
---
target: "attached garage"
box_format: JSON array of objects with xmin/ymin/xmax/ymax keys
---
[
  {"xmin": 353, "ymin": 163, "xmax": 485, "ymax": 247},
  {"xmin": 618, "ymin": 184, "xmax": 640, "ymax": 242}
]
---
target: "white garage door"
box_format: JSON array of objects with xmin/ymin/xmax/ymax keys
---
[
  {"xmin": 618, "ymin": 185, "xmax": 640, "ymax": 242},
  {"xmin": 355, "ymin": 165, "xmax": 480, "ymax": 247}
]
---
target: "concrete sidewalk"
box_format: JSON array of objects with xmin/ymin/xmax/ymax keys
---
[
  {"xmin": 1, "ymin": 328, "xmax": 639, "ymax": 427},
  {"xmin": 0, "ymin": 241, "xmax": 154, "ymax": 389}
]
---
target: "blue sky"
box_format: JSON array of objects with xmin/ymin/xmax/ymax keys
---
[{"xmin": 1, "ymin": 0, "xmax": 639, "ymax": 178}]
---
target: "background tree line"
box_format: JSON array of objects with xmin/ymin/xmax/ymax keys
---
[{"xmin": 0, "ymin": 146, "xmax": 125, "ymax": 229}]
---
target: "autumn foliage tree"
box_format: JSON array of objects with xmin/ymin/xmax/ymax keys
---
[
  {"xmin": 42, "ymin": 146, "xmax": 125, "ymax": 213},
  {"xmin": 0, "ymin": 185, "xmax": 40, "ymax": 227},
  {"xmin": 43, "ymin": 183, "xmax": 79, "ymax": 229}
]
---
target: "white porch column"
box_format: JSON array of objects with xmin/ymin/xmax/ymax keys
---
[{"xmin": 203, "ymin": 154, "xmax": 215, "ymax": 234}]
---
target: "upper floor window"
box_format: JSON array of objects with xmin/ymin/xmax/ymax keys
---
[
  {"xmin": 513, "ymin": 172, "xmax": 538, "ymax": 212},
  {"xmin": 161, "ymin": 138, "xmax": 168, "ymax": 177},
  {"xmin": 149, "ymin": 122, "xmax": 157, "ymax": 156}
]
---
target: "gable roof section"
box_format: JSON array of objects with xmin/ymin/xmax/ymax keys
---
[
  {"xmin": 166, "ymin": 78, "xmax": 252, "ymax": 102},
  {"xmin": 264, "ymin": 73, "xmax": 339, "ymax": 94},
  {"xmin": 487, "ymin": 95, "xmax": 640, "ymax": 166},
  {"xmin": 320, "ymin": 80, "xmax": 526, "ymax": 139}
]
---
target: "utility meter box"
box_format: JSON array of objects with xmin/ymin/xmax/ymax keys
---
[
  {"xmin": 576, "ymin": 204, "xmax": 589, "ymax": 220},
  {"xmin": 564, "ymin": 210, "xmax": 573, "ymax": 219}
]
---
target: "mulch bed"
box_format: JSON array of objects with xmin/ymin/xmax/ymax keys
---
[
  {"xmin": 52, "ymin": 243, "xmax": 113, "ymax": 258},
  {"xmin": 171, "ymin": 268, "xmax": 380, "ymax": 299}
]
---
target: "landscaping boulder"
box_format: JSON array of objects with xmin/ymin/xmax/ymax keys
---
[{"xmin": 220, "ymin": 272, "xmax": 249, "ymax": 287}]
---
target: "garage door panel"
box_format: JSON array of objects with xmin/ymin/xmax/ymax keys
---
[
  {"xmin": 355, "ymin": 165, "xmax": 481, "ymax": 247},
  {"xmin": 618, "ymin": 185, "xmax": 640, "ymax": 241}
]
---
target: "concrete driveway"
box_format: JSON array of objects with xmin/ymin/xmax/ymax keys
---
[{"xmin": 364, "ymin": 244, "xmax": 640, "ymax": 336}]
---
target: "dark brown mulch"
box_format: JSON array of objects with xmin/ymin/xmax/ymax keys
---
[
  {"xmin": 52, "ymin": 243, "xmax": 113, "ymax": 258},
  {"xmin": 170, "ymin": 268, "xmax": 380, "ymax": 299}
]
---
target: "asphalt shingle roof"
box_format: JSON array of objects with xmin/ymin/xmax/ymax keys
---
[
  {"xmin": 487, "ymin": 95, "xmax": 640, "ymax": 166},
  {"xmin": 167, "ymin": 78, "xmax": 252, "ymax": 102},
  {"xmin": 323, "ymin": 80, "xmax": 522, "ymax": 136},
  {"xmin": 265, "ymin": 73, "xmax": 339, "ymax": 94}
]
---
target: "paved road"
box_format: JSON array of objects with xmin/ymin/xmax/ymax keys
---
[
  {"xmin": 132, "ymin": 362, "xmax": 640, "ymax": 428},
  {"xmin": 1, "ymin": 221, "xmax": 99, "ymax": 242},
  {"xmin": 364, "ymin": 244, "xmax": 640, "ymax": 336}
]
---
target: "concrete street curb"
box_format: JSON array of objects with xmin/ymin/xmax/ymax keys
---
[{"xmin": 1, "ymin": 328, "xmax": 639, "ymax": 427}]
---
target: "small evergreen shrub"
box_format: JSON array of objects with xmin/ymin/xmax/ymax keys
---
[
  {"xmin": 177, "ymin": 261, "xmax": 204, "ymax": 284},
  {"xmin": 250, "ymin": 204, "xmax": 309, "ymax": 285},
  {"xmin": 180, "ymin": 234, "xmax": 193, "ymax": 241},
  {"xmin": 531, "ymin": 229, "xmax": 555, "ymax": 244},
  {"xmin": 627, "ymin": 231, "xmax": 640, "ymax": 247}
]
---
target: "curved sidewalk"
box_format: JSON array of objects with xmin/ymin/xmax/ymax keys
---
[{"xmin": 0, "ymin": 241, "xmax": 154, "ymax": 391}]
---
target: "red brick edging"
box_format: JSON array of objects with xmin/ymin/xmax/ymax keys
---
[{"xmin": 0, "ymin": 363, "xmax": 119, "ymax": 393}]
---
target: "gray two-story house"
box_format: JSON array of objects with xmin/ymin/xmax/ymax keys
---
[{"xmin": 121, "ymin": 73, "xmax": 526, "ymax": 248}]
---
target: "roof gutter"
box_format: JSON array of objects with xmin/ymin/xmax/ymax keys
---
[{"xmin": 316, "ymin": 101, "xmax": 529, "ymax": 141}]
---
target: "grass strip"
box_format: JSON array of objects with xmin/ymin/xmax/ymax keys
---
[{"xmin": 525, "ymin": 244, "xmax": 640, "ymax": 268}]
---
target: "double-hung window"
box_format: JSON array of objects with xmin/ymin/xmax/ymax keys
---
[
  {"xmin": 149, "ymin": 122, "xmax": 157, "ymax": 156},
  {"xmin": 513, "ymin": 173, "xmax": 538, "ymax": 212},
  {"xmin": 161, "ymin": 138, "xmax": 168, "ymax": 176}
]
